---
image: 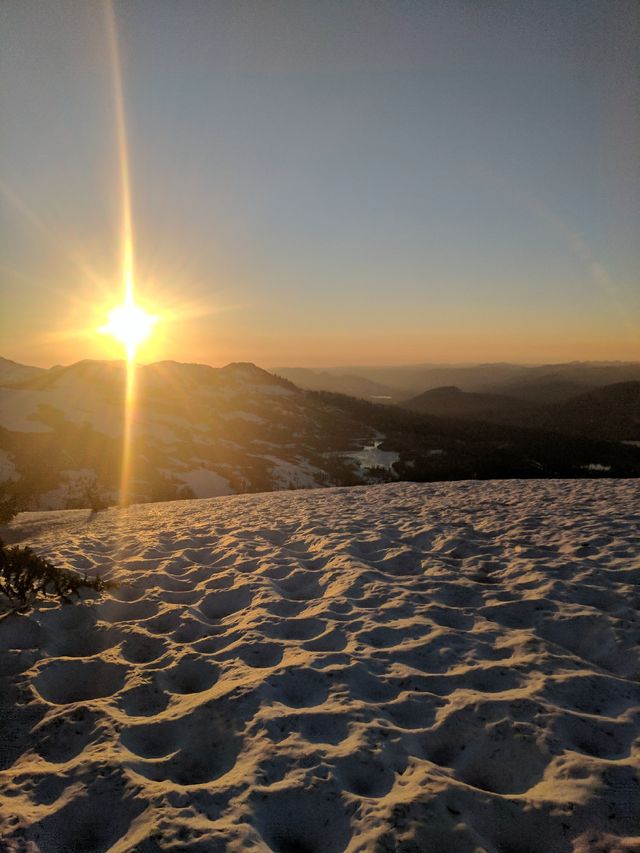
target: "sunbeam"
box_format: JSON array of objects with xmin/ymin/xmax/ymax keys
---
[{"xmin": 105, "ymin": 0, "xmax": 134, "ymax": 310}]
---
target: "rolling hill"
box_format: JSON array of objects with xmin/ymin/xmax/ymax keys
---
[
  {"xmin": 402, "ymin": 381, "xmax": 640, "ymax": 442},
  {"xmin": 399, "ymin": 386, "xmax": 532, "ymax": 421}
]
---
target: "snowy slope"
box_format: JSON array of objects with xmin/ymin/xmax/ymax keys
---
[{"xmin": 1, "ymin": 479, "xmax": 638, "ymax": 852}]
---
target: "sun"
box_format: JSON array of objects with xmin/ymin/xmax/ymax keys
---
[{"xmin": 99, "ymin": 297, "xmax": 157, "ymax": 360}]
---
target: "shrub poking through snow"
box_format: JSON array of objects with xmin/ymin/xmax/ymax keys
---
[{"xmin": 0, "ymin": 538, "xmax": 114, "ymax": 610}]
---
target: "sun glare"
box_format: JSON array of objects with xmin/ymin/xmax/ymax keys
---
[{"xmin": 99, "ymin": 297, "xmax": 156, "ymax": 361}]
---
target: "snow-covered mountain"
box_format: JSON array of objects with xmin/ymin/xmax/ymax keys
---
[{"xmin": 0, "ymin": 359, "xmax": 378, "ymax": 510}]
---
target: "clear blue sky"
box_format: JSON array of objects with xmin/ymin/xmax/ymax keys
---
[{"xmin": 1, "ymin": 0, "xmax": 638, "ymax": 366}]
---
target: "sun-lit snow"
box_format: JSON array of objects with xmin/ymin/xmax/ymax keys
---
[{"xmin": 1, "ymin": 479, "xmax": 638, "ymax": 851}]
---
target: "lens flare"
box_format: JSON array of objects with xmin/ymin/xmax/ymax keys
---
[{"xmin": 104, "ymin": 0, "xmax": 139, "ymax": 507}]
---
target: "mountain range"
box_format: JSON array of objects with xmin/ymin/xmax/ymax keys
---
[
  {"xmin": 1, "ymin": 357, "xmax": 638, "ymax": 512},
  {"xmin": 273, "ymin": 361, "xmax": 640, "ymax": 403}
]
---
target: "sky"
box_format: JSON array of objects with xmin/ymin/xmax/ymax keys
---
[{"xmin": 1, "ymin": 0, "xmax": 638, "ymax": 368}]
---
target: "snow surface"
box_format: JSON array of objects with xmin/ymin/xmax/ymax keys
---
[
  {"xmin": 1, "ymin": 479, "xmax": 639, "ymax": 852},
  {"xmin": 178, "ymin": 468, "xmax": 234, "ymax": 499},
  {"xmin": 262, "ymin": 455, "xmax": 322, "ymax": 490}
]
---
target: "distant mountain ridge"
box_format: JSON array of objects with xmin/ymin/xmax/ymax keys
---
[
  {"xmin": 274, "ymin": 361, "xmax": 640, "ymax": 403},
  {"xmin": 0, "ymin": 357, "xmax": 46, "ymax": 386},
  {"xmin": 271, "ymin": 367, "xmax": 398, "ymax": 401}
]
